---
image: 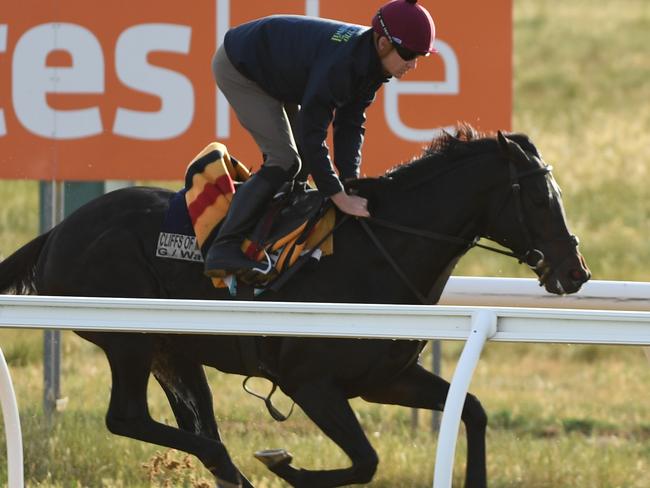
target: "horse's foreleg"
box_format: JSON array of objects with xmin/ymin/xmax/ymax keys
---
[
  {"xmin": 361, "ymin": 364, "xmax": 487, "ymax": 488},
  {"xmin": 261, "ymin": 379, "xmax": 378, "ymax": 488},
  {"xmin": 152, "ymin": 350, "xmax": 254, "ymax": 488},
  {"xmin": 100, "ymin": 335, "xmax": 244, "ymax": 488}
]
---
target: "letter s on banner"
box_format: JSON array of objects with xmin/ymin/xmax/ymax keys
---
[
  {"xmin": 384, "ymin": 40, "xmax": 459, "ymax": 142},
  {"xmin": 113, "ymin": 24, "xmax": 194, "ymax": 140},
  {"xmin": 12, "ymin": 23, "xmax": 104, "ymax": 139}
]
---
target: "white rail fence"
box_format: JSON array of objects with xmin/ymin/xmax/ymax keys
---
[{"xmin": 0, "ymin": 277, "xmax": 649, "ymax": 488}]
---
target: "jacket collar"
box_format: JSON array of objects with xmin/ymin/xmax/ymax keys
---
[{"xmin": 361, "ymin": 28, "xmax": 391, "ymax": 83}]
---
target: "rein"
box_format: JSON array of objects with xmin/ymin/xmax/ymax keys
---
[
  {"xmin": 359, "ymin": 217, "xmax": 517, "ymax": 305},
  {"xmin": 361, "ymin": 216, "xmax": 525, "ymax": 259}
]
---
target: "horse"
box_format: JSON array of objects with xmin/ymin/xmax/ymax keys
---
[{"xmin": 0, "ymin": 126, "xmax": 591, "ymax": 488}]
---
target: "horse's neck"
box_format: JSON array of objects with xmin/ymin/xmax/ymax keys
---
[
  {"xmin": 368, "ymin": 151, "xmax": 506, "ymax": 302},
  {"xmin": 380, "ymin": 152, "xmax": 504, "ymax": 238}
]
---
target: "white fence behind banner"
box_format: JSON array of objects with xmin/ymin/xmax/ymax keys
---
[{"xmin": 0, "ymin": 277, "xmax": 649, "ymax": 488}]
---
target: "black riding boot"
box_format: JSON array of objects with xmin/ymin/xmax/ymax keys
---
[{"xmin": 204, "ymin": 170, "xmax": 281, "ymax": 278}]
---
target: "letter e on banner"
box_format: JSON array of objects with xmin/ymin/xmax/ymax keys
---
[{"xmin": 13, "ymin": 23, "xmax": 104, "ymax": 139}]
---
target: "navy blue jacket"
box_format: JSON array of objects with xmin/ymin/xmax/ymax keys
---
[{"xmin": 224, "ymin": 15, "xmax": 389, "ymax": 196}]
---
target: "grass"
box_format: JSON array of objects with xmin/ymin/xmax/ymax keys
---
[
  {"xmin": 0, "ymin": 334, "xmax": 648, "ymax": 487},
  {"xmin": 0, "ymin": 180, "xmax": 39, "ymax": 259},
  {"xmin": 0, "ymin": 0, "xmax": 649, "ymax": 486},
  {"xmin": 455, "ymin": 0, "xmax": 650, "ymax": 281}
]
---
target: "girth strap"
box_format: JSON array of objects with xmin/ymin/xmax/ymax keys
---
[
  {"xmin": 238, "ymin": 337, "xmax": 261, "ymax": 377},
  {"xmin": 267, "ymin": 213, "xmax": 351, "ymax": 293}
]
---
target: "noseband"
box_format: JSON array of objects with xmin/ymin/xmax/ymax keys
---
[
  {"xmin": 359, "ymin": 157, "xmax": 580, "ymax": 304},
  {"xmin": 502, "ymin": 159, "xmax": 579, "ymax": 282}
]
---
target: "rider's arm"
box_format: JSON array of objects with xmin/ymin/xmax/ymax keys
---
[
  {"xmin": 298, "ymin": 64, "xmax": 372, "ymax": 216},
  {"xmin": 298, "ymin": 99, "xmax": 370, "ymax": 217},
  {"xmin": 332, "ymin": 87, "xmax": 379, "ymax": 181},
  {"xmin": 297, "ymin": 66, "xmax": 348, "ymax": 197}
]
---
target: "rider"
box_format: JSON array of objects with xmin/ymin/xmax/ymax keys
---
[{"xmin": 205, "ymin": 0, "xmax": 437, "ymax": 278}]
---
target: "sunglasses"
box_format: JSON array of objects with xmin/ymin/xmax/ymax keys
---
[{"xmin": 376, "ymin": 9, "xmax": 421, "ymax": 61}]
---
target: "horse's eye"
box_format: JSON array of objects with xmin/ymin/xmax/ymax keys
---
[{"xmin": 527, "ymin": 178, "xmax": 552, "ymax": 207}]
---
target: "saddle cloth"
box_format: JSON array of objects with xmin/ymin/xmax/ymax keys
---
[{"xmin": 157, "ymin": 142, "xmax": 335, "ymax": 289}]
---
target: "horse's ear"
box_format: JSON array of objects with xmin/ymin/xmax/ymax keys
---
[
  {"xmin": 496, "ymin": 130, "xmax": 510, "ymax": 156},
  {"xmin": 496, "ymin": 130, "xmax": 530, "ymax": 164}
]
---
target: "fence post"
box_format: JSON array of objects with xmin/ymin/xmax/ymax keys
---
[
  {"xmin": 40, "ymin": 181, "xmax": 105, "ymax": 417},
  {"xmin": 432, "ymin": 310, "xmax": 497, "ymax": 488},
  {"xmin": 39, "ymin": 181, "xmax": 64, "ymax": 419},
  {"xmin": 431, "ymin": 340, "xmax": 442, "ymax": 432},
  {"xmin": 0, "ymin": 347, "xmax": 24, "ymax": 487}
]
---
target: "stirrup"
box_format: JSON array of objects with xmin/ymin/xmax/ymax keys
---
[
  {"xmin": 205, "ymin": 249, "xmax": 273, "ymax": 279},
  {"xmin": 238, "ymin": 250, "xmax": 274, "ymax": 285},
  {"xmin": 250, "ymin": 250, "xmax": 273, "ymax": 275}
]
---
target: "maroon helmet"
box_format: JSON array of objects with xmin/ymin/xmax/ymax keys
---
[{"xmin": 372, "ymin": 0, "xmax": 437, "ymax": 56}]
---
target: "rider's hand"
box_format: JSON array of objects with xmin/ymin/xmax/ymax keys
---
[{"xmin": 330, "ymin": 191, "xmax": 370, "ymax": 217}]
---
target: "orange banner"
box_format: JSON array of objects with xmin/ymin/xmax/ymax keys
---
[{"xmin": 0, "ymin": 0, "xmax": 511, "ymax": 180}]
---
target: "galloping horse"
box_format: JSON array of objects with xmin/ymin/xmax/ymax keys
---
[{"xmin": 0, "ymin": 126, "xmax": 590, "ymax": 487}]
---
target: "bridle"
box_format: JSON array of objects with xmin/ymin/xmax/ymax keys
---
[
  {"xmin": 358, "ymin": 152, "xmax": 580, "ymax": 304},
  {"xmin": 501, "ymin": 157, "xmax": 579, "ymax": 282}
]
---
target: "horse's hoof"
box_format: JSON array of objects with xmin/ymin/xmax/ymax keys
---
[
  {"xmin": 216, "ymin": 478, "xmax": 242, "ymax": 488},
  {"xmin": 254, "ymin": 448, "xmax": 293, "ymax": 468}
]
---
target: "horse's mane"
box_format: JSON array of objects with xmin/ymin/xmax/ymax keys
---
[
  {"xmin": 424, "ymin": 123, "xmax": 488, "ymax": 158},
  {"xmin": 383, "ymin": 123, "xmax": 495, "ymax": 184}
]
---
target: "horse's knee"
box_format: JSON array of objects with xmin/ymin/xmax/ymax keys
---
[
  {"xmin": 105, "ymin": 415, "xmax": 134, "ymax": 437},
  {"xmin": 106, "ymin": 412, "xmax": 236, "ymax": 480},
  {"xmin": 353, "ymin": 450, "xmax": 379, "ymax": 484},
  {"xmin": 462, "ymin": 393, "xmax": 487, "ymax": 431},
  {"xmin": 105, "ymin": 413, "xmax": 146, "ymax": 437}
]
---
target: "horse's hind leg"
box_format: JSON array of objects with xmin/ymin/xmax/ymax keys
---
[
  {"xmin": 152, "ymin": 350, "xmax": 254, "ymax": 488},
  {"xmin": 99, "ymin": 334, "xmax": 244, "ymax": 487},
  {"xmin": 261, "ymin": 379, "xmax": 378, "ymax": 488},
  {"xmin": 361, "ymin": 363, "xmax": 487, "ymax": 488}
]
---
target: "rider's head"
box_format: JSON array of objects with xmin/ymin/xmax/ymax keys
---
[{"xmin": 372, "ymin": 0, "xmax": 436, "ymax": 62}]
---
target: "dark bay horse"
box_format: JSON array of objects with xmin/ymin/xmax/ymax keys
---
[{"xmin": 0, "ymin": 127, "xmax": 590, "ymax": 488}]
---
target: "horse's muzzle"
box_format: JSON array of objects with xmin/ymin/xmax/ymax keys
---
[{"xmin": 541, "ymin": 251, "xmax": 591, "ymax": 295}]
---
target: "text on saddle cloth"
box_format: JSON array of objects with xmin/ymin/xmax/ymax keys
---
[{"xmin": 156, "ymin": 141, "xmax": 336, "ymax": 288}]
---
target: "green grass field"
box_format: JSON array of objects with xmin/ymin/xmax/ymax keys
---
[{"xmin": 1, "ymin": 0, "xmax": 649, "ymax": 486}]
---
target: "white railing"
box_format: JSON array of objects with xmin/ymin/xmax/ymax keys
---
[
  {"xmin": 0, "ymin": 278, "xmax": 649, "ymax": 488},
  {"xmin": 440, "ymin": 276, "xmax": 650, "ymax": 311}
]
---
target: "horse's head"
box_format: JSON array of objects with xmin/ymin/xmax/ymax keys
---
[{"xmin": 483, "ymin": 132, "xmax": 591, "ymax": 294}]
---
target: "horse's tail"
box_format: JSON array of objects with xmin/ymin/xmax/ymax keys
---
[{"xmin": 0, "ymin": 231, "xmax": 51, "ymax": 295}]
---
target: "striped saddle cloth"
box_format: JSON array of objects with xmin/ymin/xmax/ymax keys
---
[{"xmin": 183, "ymin": 142, "xmax": 335, "ymax": 288}]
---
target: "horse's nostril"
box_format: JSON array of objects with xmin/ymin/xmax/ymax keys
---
[{"xmin": 570, "ymin": 269, "xmax": 585, "ymax": 281}]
